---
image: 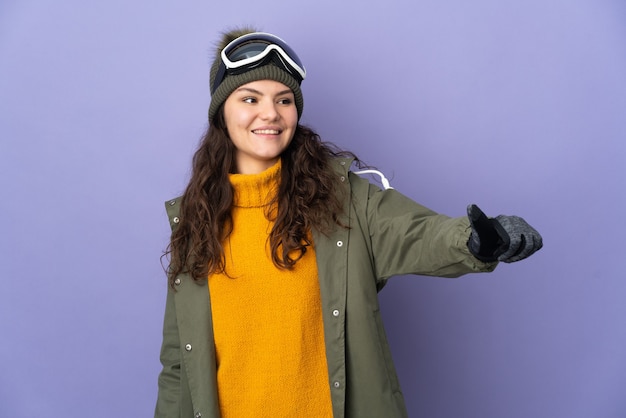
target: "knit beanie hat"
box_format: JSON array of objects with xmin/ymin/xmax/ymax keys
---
[{"xmin": 208, "ymin": 29, "xmax": 304, "ymax": 122}]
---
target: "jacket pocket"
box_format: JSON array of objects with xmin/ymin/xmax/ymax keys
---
[{"xmin": 372, "ymin": 308, "xmax": 402, "ymax": 394}]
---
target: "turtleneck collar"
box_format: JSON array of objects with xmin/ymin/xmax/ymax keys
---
[{"xmin": 229, "ymin": 160, "xmax": 282, "ymax": 208}]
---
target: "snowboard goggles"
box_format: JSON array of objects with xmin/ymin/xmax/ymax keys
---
[{"xmin": 211, "ymin": 32, "xmax": 307, "ymax": 95}]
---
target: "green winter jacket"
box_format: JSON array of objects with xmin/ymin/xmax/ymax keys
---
[{"xmin": 155, "ymin": 157, "xmax": 497, "ymax": 418}]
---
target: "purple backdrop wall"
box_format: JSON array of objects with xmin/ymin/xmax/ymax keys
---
[{"xmin": 1, "ymin": 1, "xmax": 625, "ymax": 417}]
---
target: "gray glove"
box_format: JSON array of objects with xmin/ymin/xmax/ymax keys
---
[{"xmin": 467, "ymin": 204, "xmax": 543, "ymax": 263}]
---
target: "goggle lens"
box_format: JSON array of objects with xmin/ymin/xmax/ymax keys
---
[{"xmin": 226, "ymin": 41, "xmax": 273, "ymax": 62}]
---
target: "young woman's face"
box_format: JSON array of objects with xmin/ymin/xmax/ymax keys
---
[{"xmin": 223, "ymin": 79, "xmax": 298, "ymax": 174}]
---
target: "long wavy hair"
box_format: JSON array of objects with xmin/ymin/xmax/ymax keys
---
[{"xmin": 165, "ymin": 108, "xmax": 358, "ymax": 287}]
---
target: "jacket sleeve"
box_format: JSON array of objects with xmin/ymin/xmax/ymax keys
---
[
  {"xmin": 351, "ymin": 173, "xmax": 497, "ymax": 280},
  {"xmin": 154, "ymin": 284, "xmax": 181, "ymax": 417}
]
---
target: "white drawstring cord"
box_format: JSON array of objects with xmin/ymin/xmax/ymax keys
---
[{"xmin": 353, "ymin": 169, "xmax": 394, "ymax": 190}]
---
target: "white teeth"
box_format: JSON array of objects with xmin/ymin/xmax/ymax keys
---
[{"xmin": 253, "ymin": 129, "xmax": 280, "ymax": 134}]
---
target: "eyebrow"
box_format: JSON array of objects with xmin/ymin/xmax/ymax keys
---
[{"xmin": 234, "ymin": 87, "xmax": 293, "ymax": 96}]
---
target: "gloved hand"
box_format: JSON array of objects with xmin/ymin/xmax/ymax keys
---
[{"xmin": 467, "ymin": 204, "xmax": 543, "ymax": 263}]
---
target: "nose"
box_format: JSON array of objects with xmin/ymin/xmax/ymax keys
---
[{"xmin": 259, "ymin": 99, "xmax": 279, "ymax": 121}]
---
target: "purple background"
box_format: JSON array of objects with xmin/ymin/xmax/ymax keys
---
[{"xmin": 1, "ymin": 1, "xmax": 625, "ymax": 417}]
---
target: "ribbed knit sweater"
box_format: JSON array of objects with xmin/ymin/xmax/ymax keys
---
[{"xmin": 208, "ymin": 161, "xmax": 333, "ymax": 417}]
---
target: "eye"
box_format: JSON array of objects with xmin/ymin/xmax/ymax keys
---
[
  {"xmin": 243, "ymin": 97, "xmax": 257, "ymax": 104},
  {"xmin": 277, "ymin": 98, "xmax": 293, "ymax": 105}
]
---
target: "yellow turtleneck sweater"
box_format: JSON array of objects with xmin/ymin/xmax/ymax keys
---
[{"xmin": 208, "ymin": 161, "xmax": 333, "ymax": 418}]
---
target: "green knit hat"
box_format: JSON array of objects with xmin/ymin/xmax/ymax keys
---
[{"xmin": 208, "ymin": 29, "xmax": 304, "ymax": 122}]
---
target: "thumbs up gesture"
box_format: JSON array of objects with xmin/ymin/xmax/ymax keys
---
[{"xmin": 466, "ymin": 204, "xmax": 543, "ymax": 263}]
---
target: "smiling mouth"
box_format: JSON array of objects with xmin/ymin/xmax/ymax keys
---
[{"xmin": 252, "ymin": 129, "xmax": 281, "ymax": 135}]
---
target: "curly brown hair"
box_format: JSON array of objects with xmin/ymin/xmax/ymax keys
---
[{"xmin": 165, "ymin": 108, "xmax": 358, "ymax": 287}]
